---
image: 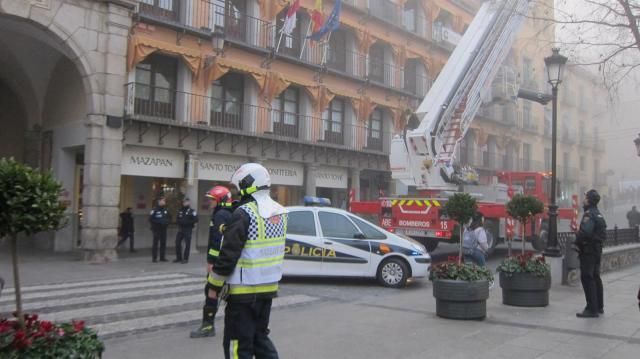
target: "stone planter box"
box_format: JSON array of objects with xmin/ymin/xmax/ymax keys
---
[
  {"xmin": 500, "ymin": 271, "xmax": 551, "ymax": 307},
  {"xmin": 432, "ymin": 279, "xmax": 489, "ymax": 320}
]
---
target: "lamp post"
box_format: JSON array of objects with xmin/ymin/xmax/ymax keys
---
[
  {"xmin": 634, "ymin": 133, "xmax": 640, "ymax": 156},
  {"xmin": 543, "ymin": 48, "xmax": 567, "ymax": 257}
]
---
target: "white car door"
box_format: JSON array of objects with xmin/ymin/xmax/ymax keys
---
[
  {"xmin": 317, "ymin": 211, "xmax": 371, "ymax": 277},
  {"xmin": 283, "ymin": 210, "xmax": 323, "ymax": 276}
]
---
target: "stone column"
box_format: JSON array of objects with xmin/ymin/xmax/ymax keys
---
[
  {"xmin": 350, "ymin": 168, "xmax": 361, "ymax": 201},
  {"xmin": 305, "ymin": 164, "xmax": 318, "ymax": 197},
  {"xmin": 186, "ymin": 151, "xmax": 200, "ymax": 254}
]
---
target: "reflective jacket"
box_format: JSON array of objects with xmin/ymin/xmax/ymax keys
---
[{"xmin": 209, "ymin": 199, "xmax": 287, "ymax": 302}]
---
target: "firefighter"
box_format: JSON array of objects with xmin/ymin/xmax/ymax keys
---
[
  {"xmin": 208, "ymin": 163, "xmax": 287, "ymax": 359},
  {"xmin": 174, "ymin": 198, "xmax": 198, "ymax": 264},
  {"xmin": 575, "ymin": 189, "xmax": 607, "ymax": 318},
  {"xmin": 190, "ymin": 186, "xmax": 234, "ymax": 339},
  {"xmin": 149, "ymin": 197, "xmax": 170, "ymax": 263}
]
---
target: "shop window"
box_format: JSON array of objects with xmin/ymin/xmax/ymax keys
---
[
  {"xmin": 151, "ymin": 178, "xmax": 185, "ymax": 220},
  {"xmin": 135, "ymin": 55, "xmax": 177, "ymax": 119},
  {"xmin": 275, "ymin": 7, "xmax": 301, "ymax": 57},
  {"xmin": 138, "ymin": 0, "xmax": 178, "ymax": 22},
  {"xmin": 367, "ymin": 108, "xmax": 383, "ymax": 151},
  {"xmin": 368, "ymin": 43, "xmax": 385, "ymax": 83},
  {"xmin": 350, "ymin": 216, "xmax": 386, "ymax": 239},
  {"xmin": 288, "ymin": 211, "xmax": 317, "ymax": 236},
  {"xmin": 326, "ymin": 29, "xmax": 347, "ymax": 72},
  {"xmin": 319, "ymin": 212, "xmax": 360, "ymax": 239},
  {"xmin": 322, "ymin": 98, "xmax": 345, "ymax": 145},
  {"xmin": 211, "ymin": 72, "xmax": 244, "ymax": 129},
  {"xmin": 271, "ymin": 87, "xmax": 299, "ymax": 138}
]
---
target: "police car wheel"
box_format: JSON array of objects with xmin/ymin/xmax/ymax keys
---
[{"xmin": 377, "ymin": 258, "xmax": 409, "ymax": 288}]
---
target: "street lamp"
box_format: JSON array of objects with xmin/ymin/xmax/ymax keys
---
[
  {"xmin": 543, "ymin": 48, "xmax": 567, "ymax": 257},
  {"xmin": 634, "ymin": 133, "xmax": 640, "ymax": 156}
]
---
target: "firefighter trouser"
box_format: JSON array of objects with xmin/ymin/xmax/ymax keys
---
[
  {"xmin": 580, "ymin": 251, "xmax": 604, "ymax": 313},
  {"xmin": 223, "ymin": 299, "xmax": 278, "ymax": 359}
]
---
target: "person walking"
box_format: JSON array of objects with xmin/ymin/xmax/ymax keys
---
[
  {"xmin": 575, "ymin": 189, "xmax": 607, "ymax": 318},
  {"xmin": 208, "ymin": 163, "xmax": 287, "ymax": 359},
  {"xmin": 626, "ymin": 206, "xmax": 640, "ymax": 228},
  {"xmin": 149, "ymin": 197, "xmax": 170, "ymax": 263},
  {"xmin": 117, "ymin": 207, "xmax": 135, "ymax": 252},
  {"xmin": 190, "ymin": 186, "xmax": 235, "ymax": 338},
  {"xmin": 174, "ymin": 198, "xmax": 198, "ymax": 264},
  {"xmin": 462, "ymin": 212, "xmax": 489, "ymax": 266}
]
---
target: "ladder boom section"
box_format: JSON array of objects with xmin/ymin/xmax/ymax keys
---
[{"xmin": 397, "ymin": 0, "xmax": 531, "ymax": 189}]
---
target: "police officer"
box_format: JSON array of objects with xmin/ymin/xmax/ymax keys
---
[
  {"xmin": 149, "ymin": 197, "xmax": 170, "ymax": 263},
  {"xmin": 190, "ymin": 186, "xmax": 234, "ymax": 338},
  {"xmin": 575, "ymin": 189, "xmax": 607, "ymax": 318},
  {"xmin": 208, "ymin": 163, "xmax": 287, "ymax": 359},
  {"xmin": 174, "ymin": 198, "xmax": 198, "ymax": 264}
]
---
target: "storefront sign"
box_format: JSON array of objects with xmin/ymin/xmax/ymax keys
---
[
  {"xmin": 264, "ymin": 161, "xmax": 304, "ymax": 186},
  {"xmin": 316, "ymin": 166, "xmax": 348, "ymax": 189},
  {"xmin": 121, "ymin": 146, "xmax": 184, "ymax": 178},
  {"xmin": 198, "ymin": 155, "xmax": 246, "ymax": 181}
]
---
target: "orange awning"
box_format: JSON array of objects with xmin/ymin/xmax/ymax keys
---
[{"xmin": 127, "ymin": 35, "xmax": 201, "ymax": 76}]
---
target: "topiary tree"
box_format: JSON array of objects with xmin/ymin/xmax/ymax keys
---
[
  {"xmin": 443, "ymin": 193, "xmax": 478, "ymax": 264},
  {"xmin": 0, "ymin": 158, "xmax": 67, "ymax": 327},
  {"xmin": 506, "ymin": 194, "xmax": 544, "ymax": 255}
]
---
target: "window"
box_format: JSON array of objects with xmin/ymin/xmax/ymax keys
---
[
  {"xmin": 580, "ymin": 156, "xmax": 586, "ymax": 171},
  {"xmin": 217, "ymin": 0, "xmax": 247, "ymax": 43},
  {"xmin": 138, "ymin": 0, "xmax": 178, "ymax": 21},
  {"xmin": 402, "ymin": 0, "xmax": 418, "ymax": 33},
  {"xmin": 350, "ymin": 216, "xmax": 386, "ymax": 239},
  {"xmin": 368, "ymin": 44, "xmax": 385, "ymax": 83},
  {"xmin": 327, "ymin": 30, "xmax": 346, "ymax": 72},
  {"xmin": 404, "ymin": 59, "xmax": 418, "ymax": 94},
  {"xmin": 523, "ymin": 102, "xmax": 532, "ymax": 128},
  {"xmin": 367, "ymin": 108, "xmax": 383, "ymax": 150},
  {"xmin": 319, "ymin": 212, "xmax": 360, "ymax": 239},
  {"xmin": 287, "ymin": 211, "xmax": 316, "ymax": 236},
  {"xmin": 135, "ymin": 55, "xmax": 177, "ymax": 119},
  {"xmin": 322, "ymin": 98, "xmax": 345, "ymax": 145},
  {"xmin": 211, "ymin": 72, "xmax": 244, "ymax": 129},
  {"xmin": 544, "ymin": 148, "xmax": 551, "ymax": 171},
  {"xmin": 523, "ymin": 143, "xmax": 531, "ymax": 171},
  {"xmin": 275, "ymin": 7, "xmax": 301, "ymax": 56},
  {"xmin": 271, "ymin": 87, "xmax": 299, "ymax": 137},
  {"xmin": 522, "ymin": 57, "xmax": 532, "ymax": 84}
]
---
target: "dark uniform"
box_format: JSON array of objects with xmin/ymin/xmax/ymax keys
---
[
  {"xmin": 175, "ymin": 205, "xmax": 198, "ymax": 263},
  {"xmin": 190, "ymin": 201, "xmax": 234, "ymax": 338},
  {"xmin": 149, "ymin": 205, "xmax": 170, "ymax": 262},
  {"xmin": 575, "ymin": 191, "xmax": 607, "ymax": 317},
  {"xmin": 117, "ymin": 209, "xmax": 135, "ymax": 252}
]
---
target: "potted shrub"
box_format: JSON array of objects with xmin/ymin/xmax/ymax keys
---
[
  {"xmin": 0, "ymin": 159, "xmax": 104, "ymax": 357},
  {"xmin": 429, "ymin": 193, "xmax": 493, "ymax": 320},
  {"xmin": 499, "ymin": 194, "xmax": 550, "ymax": 307}
]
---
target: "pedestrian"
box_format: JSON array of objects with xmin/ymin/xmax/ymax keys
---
[
  {"xmin": 174, "ymin": 198, "xmax": 198, "ymax": 264},
  {"xmin": 208, "ymin": 163, "xmax": 287, "ymax": 359},
  {"xmin": 627, "ymin": 206, "xmax": 640, "ymax": 228},
  {"xmin": 190, "ymin": 186, "xmax": 235, "ymax": 338},
  {"xmin": 149, "ymin": 197, "xmax": 170, "ymax": 263},
  {"xmin": 575, "ymin": 189, "xmax": 607, "ymax": 318},
  {"xmin": 462, "ymin": 212, "xmax": 489, "ymax": 266},
  {"xmin": 117, "ymin": 207, "xmax": 135, "ymax": 252}
]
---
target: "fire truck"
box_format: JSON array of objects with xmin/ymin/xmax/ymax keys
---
[{"xmin": 350, "ymin": 0, "xmax": 578, "ymax": 253}]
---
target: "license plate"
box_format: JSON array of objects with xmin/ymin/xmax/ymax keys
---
[{"xmin": 400, "ymin": 229, "xmax": 427, "ymax": 237}]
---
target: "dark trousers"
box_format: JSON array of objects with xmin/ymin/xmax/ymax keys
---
[
  {"xmin": 223, "ymin": 299, "xmax": 279, "ymax": 359},
  {"xmin": 117, "ymin": 231, "xmax": 134, "ymax": 251},
  {"xmin": 175, "ymin": 228, "xmax": 193, "ymax": 261},
  {"xmin": 152, "ymin": 227, "xmax": 167, "ymax": 261},
  {"xmin": 580, "ymin": 252, "xmax": 604, "ymax": 313}
]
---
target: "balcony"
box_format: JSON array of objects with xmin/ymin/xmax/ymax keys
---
[
  {"xmin": 402, "ymin": 9, "xmax": 431, "ymax": 40},
  {"xmin": 490, "ymin": 66, "xmax": 518, "ymax": 102},
  {"xmin": 124, "ymin": 83, "xmax": 390, "ymax": 153},
  {"xmin": 474, "ymin": 153, "xmax": 545, "ymax": 172},
  {"xmin": 370, "ymin": 0, "xmax": 400, "ymax": 24},
  {"xmin": 343, "ymin": 0, "xmax": 430, "ymax": 40},
  {"xmin": 432, "ymin": 23, "xmax": 461, "ymax": 51},
  {"xmin": 522, "ymin": 117, "xmax": 539, "ymax": 134},
  {"xmin": 136, "ymin": 0, "xmax": 275, "ymax": 49},
  {"xmin": 404, "ymin": 74, "xmax": 432, "ymax": 98},
  {"xmin": 367, "ymin": 58, "xmax": 404, "ymax": 89}
]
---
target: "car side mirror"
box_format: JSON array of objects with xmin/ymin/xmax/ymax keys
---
[{"xmin": 354, "ymin": 233, "xmax": 366, "ymax": 239}]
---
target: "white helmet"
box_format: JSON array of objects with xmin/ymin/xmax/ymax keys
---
[{"xmin": 230, "ymin": 163, "xmax": 286, "ymax": 218}]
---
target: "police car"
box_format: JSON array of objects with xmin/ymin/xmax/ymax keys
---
[{"xmin": 283, "ymin": 197, "xmax": 431, "ymax": 288}]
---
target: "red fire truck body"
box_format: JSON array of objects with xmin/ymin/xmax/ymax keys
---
[{"xmin": 351, "ymin": 172, "xmax": 577, "ymax": 253}]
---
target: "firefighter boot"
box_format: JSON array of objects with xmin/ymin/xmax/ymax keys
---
[{"xmin": 190, "ymin": 305, "xmax": 217, "ymax": 338}]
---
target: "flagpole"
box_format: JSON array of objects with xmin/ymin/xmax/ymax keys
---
[
  {"xmin": 276, "ymin": 25, "xmax": 285, "ymax": 53},
  {"xmin": 321, "ymin": 31, "xmax": 333, "ymax": 66},
  {"xmin": 299, "ymin": 21, "xmax": 313, "ymax": 60}
]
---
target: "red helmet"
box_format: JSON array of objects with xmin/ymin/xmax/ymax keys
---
[{"xmin": 206, "ymin": 186, "xmax": 231, "ymax": 203}]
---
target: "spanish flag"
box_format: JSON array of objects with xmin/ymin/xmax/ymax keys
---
[{"xmin": 310, "ymin": 0, "xmax": 324, "ymax": 33}]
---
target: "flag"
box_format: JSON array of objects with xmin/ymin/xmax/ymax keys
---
[
  {"xmin": 309, "ymin": 0, "xmax": 340, "ymax": 41},
  {"xmin": 310, "ymin": 0, "xmax": 324, "ymax": 33},
  {"xmin": 282, "ymin": 0, "xmax": 301, "ymax": 36}
]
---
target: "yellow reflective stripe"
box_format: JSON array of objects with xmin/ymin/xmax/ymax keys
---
[
  {"xmin": 399, "ymin": 200, "xmax": 406, "ymax": 206},
  {"xmin": 208, "ymin": 249, "xmax": 220, "ymax": 257},
  {"xmin": 406, "ymin": 200, "xmax": 414, "ymax": 206},
  {"xmin": 238, "ymin": 255, "xmax": 284, "ymax": 268},
  {"xmin": 231, "ymin": 340, "xmax": 239, "ymax": 359},
  {"xmin": 424, "ymin": 200, "xmax": 431, "ymax": 207},
  {"xmin": 433, "ymin": 200, "xmax": 441, "ymax": 207},
  {"xmin": 229, "ymin": 284, "xmax": 279, "ymax": 295},
  {"xmin": 243, "ymin": 236, "xmax": 286, "ymax": 249},
  {"xmin": 415, "ymin": 200, "xmax": 423, "ymax": 207},
  {"xmin": 391, "ymin": 200, "xmax": 398, "ymax": 206},
  {"xmin": 207, "ymin": 273, "xmax": 224, "ymax": 287}
]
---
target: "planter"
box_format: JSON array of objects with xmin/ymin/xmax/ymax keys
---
[
  {"xmin": 432, "ymin": 279, "xmax": 489, "ymax": 320},
  {"xmin": 500, "ymin": 271, "xmax": 551, "ymax": 307}
]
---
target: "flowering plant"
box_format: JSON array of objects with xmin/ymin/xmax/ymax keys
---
[
  {"xmin": 496, "ymin": 252, "xmax": 550, "ymax": 277},
  {"xmin": 429, "ymin": 257, "xmax": 494, "ymax": 282},
  {"xmin": 0, "ymin": 313, "xmax": 103, "ymax": 358}
]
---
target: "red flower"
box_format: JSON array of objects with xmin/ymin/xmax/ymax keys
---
[
  {"xmin": 40, "ymin": 321, "xmax": 54, "ymax": 332},
  {"xmin": 72, "ymin": 320, "xmax": 85, "ymax": 332}
]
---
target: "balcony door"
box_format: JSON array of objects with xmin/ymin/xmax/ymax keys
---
[
  {"xmin": 366, "ymin": 108, "xmax": 383, "ymax": 151},
  {"xmin": 271, "ymin": 87, "xmax": 299, "ymax": 138},
  {"xmin": 138, "ymin": 0, "xmax": 179, "ymax": 22},
  {"xmin": 322, "ymin": 99, "xmax": 345, "ymax": 145},
  {"xmin": 211, "ymin": 73, "xmax": 244, "ymax": 129},
  {"xmin": 134, "ymin": 55, "xmax": 177, "ymax": 119}
]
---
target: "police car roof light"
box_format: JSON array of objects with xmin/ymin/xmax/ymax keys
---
[{"xmin": 303, "ymin": 196, "xmax": 332, "ymax": 207}]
